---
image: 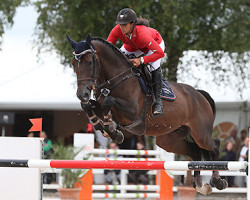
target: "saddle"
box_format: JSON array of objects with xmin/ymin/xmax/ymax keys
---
[
  {"xmin": 134, "ymin": 64, "xmax": 152, "ymax": 87},
  {"xmin": 134, "ymin": 64, "xmax": 176, "ymax": 101},
  {"xmin": 126, "ymin": 54, "xmax": 152, "ymax": 84}
]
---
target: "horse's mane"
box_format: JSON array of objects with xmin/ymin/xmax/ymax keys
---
[{"xmin": 92, "ymin": 37, "xmax": 134, "ymax": 68}]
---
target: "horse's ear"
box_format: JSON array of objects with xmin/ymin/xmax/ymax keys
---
[
  {"xmin": 66, "ymin": 34, "xmax": 77, "ymax": 50},
  {"xmin": 86, "ymin": 34, "xmax": 92, "ymax": 46}
]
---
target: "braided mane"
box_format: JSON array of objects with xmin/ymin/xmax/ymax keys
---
[{"xmin": 92, "ymin": 37, "xmax": 133, "ymax": 67}]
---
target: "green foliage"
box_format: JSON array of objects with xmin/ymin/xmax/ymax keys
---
[
  {"xmin": 178, "ymin": 50, "xmax": 250, "ymax": 99},
  {"xmin": 33, "ymin": 0, "xmax": 127, "ymax": 64},
  {"xmin": 50, "ymin": 139, "xmax": 89, "ymax": 188},
  {"xmin": 30, "ymin": 0, "xmax": 250, "ymax": 92},
  {"xmin": 1, "ymin": 0, "xmax": 248, "ymax": 94},
  {"xmin": 0, "ymin": 0, "xmax": 27, "ymax": 47}
]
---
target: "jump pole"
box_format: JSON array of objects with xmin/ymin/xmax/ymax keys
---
[
  {"xmin": 0, "ymin": 159, "xmax": 248, "ymax": 200},
  {"xmin": 0, "ymin": 159, "xmax": 247, "ymax": 171}
]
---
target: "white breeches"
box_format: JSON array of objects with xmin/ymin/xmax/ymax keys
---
[{"xmin": 120, "ymin": 40, "xmax": 165, "ymax": 71}]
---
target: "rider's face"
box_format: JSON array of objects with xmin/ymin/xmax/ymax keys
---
[{"xmin": 119, "ymin": 23, "xmax": 134, "ymax": 36}]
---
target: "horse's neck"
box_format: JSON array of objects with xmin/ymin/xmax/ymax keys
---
[{"xmin": 95, "ymin": 41, "xmax": 130, "ymax": 80}]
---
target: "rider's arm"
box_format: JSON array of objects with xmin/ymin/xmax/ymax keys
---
[
  {"xmin": 107, "ymin": 25, "xmax": 119, "ymax": 45},
  {"xmin": 140, "ymin": 35, "xmax": 165, "ymax": 64}
]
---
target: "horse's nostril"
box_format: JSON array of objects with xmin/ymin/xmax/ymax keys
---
[
  {"xmin": 77, "ymin": 91, "xmax": 90, "ymax": 102},
  {"xmin": 83, "ymin": 93, "xmax": 89, "ymax": 101}
]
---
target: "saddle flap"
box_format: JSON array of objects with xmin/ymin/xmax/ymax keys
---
[
  {"xmin": 138, "ymin": 76, "xmax": 176, "ymax": 101},
  {"xmin": 141, "ymin": 64, "xmax": 152, "ymax": 85}
]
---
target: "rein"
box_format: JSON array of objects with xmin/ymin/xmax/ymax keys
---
[
  {"xmin": 95, "ymin": 66, "xmax": 140, "ymax": 100},
  {"xmin": 74, "ymin": 44, "xmax": 140, "ymax": 101}
]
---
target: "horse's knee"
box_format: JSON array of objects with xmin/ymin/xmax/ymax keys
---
[
  {"xmin": 81, "ymin": 102, "xmax": 91, "ymax": 110},
  {"xmin": 102, "ymin": 96, "xmax": 115, "ymax": 113},
  {"xmin": 80, "ymin": 102, "xmax": 93, "ymax": 116}
]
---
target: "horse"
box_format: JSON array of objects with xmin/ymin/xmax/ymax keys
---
[{"xmin": 66, "ymin": 34, "xmax": 228, "ymax": 194}]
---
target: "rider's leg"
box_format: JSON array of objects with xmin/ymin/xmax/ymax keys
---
[
  {"xmin": 145, "ymin": 40, "xmax": 165, "ymax": 116},
  {"xmin": 121, "ymin": 43, "xmax": 165, "ymax": 116},
  {"xmin": 151, "ymin": 67, "xmax": 164, "ymax": 116},
  {"xmin": 120, "ymin": 45, "xmax": 143, "ymax": 58}
]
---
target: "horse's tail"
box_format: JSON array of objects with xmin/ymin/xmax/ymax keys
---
[{"xmin": 197, "ymin": 90, "xmax": 216, "ymax": 121}]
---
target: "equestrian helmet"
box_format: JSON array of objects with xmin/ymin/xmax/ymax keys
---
[{"xmin": 116, "ymin": 8, "xmax": 137, "ymax": 24}]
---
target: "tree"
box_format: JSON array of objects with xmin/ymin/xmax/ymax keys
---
[
  {"xmin": 33, "ymin": 0, "xmax": 249, "ymax": 88},
  {"xmin": 135, "ymin": 0, "xmax": 250, "ymax": 81},
  {"xmin": 33, "ymin": 0, "xmax": 128, "ymax": 62},
  {"xmin": 0, "ymin": 0, "xmax": 27, "ymax": 48}
]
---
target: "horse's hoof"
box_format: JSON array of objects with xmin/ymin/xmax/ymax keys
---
[
  {"xmin": 196, "ymin": 183, "xmax": 212, "ymax": 195},
  {"xmin": 114, "ymin": 130, "xmax": 124, "ymax": 144},
  {"xmin": 222, "ymin": 179, "xmax": 228, "ymax": 189},
  {"xmin": 212, "ymin": 178, "xmax": 228, "ymax": 190}
]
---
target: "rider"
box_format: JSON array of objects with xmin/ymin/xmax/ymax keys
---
[{"xmin": 107, "ymin": 8, "xmax": 165, "ymax": 116}]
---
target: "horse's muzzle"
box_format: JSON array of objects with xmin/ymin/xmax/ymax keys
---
[{"xmin": 77, "ymin": 87, "xmax": 91, "ymax": 103}]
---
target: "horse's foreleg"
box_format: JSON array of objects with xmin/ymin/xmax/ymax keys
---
[
  {"xmin": 102, "ymin": 96, "xmax": 124, "ymax": 144},
  {"xmin": 80, "ymin": 102, "xmax": 109, "ymax": 138}
]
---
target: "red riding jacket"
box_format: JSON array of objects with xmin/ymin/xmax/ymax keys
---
[{"xmin": 107, "ymin": 25, "xmax": 165, "ymax": 64}]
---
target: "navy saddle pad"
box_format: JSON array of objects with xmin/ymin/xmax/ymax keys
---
[{"xmin": 138, "ymin": 77, "xmax": 176, "ymax": 101}]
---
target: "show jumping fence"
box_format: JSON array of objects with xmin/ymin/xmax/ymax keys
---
[
  {"xmin": 0, "ymin": 159, "xmax": 248, "ymax": 200},
  {"xmin": 0, "ymin": 133, "xmax": 249, "ymax": 200},
  {"xmin": 0, "ymin": 159, "xmax": 247, "ymax": 171}
]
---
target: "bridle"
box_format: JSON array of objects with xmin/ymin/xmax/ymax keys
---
[
  {"xmin": 73, "ymin": 45, "xmax": 99, "ymax": 91},
  {"xmin": 74, "ymin": 43, "xmax": 140, "ymax": 101}
]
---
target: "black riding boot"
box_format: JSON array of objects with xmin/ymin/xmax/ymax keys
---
[{"xmin": 151, "ymin": 68, "xmax": 164, "ymax": 116}]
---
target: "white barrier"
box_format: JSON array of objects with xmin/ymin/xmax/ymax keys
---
[
  {"xmin": 74, "ymin": 133, "xmax": 249, "ymax": 200},
  {"xmin": 43, "ymin": 133, "xmax": 250, "ymax": 199},
  {"xmin": 0, "ymin": 133, "xmax": 249, "ymax": 200},
  {"xmin": 0, "ymin": 137, "xmax": 43, "ymax": 200},
  {"xmin": 92, "ymin": 184, "xmax": 160, "ymax": 191},
  {"xmin": 92, "ymin": 193, "xmax": 160, "ymax": 198}
]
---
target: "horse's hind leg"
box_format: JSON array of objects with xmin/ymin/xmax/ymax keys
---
[
  {"xmin": 210, "ymin": 138, "xmax": 228, "ymax": 190},
  {"xmin": 193, "ymin": 134, "xmax": 228, "ymax": 191},
  {"xmin": 155, "ymin": 129, "xmax": 211, "ymax": 194},
  {"xmin": 188, "ymin": 123, "xmax": 224, "ymax": 194},
  {"xmin": 192, "ymin": 148, "xmax": 213, "ymax": 195},
  {"xmin": 193, "ymin": 149, "xmax": 214, "ymax": 195}
]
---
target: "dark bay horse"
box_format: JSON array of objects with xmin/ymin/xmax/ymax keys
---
[{"xmin": 67, "ymin": 34, "xmax": 227, "ymax": 194}]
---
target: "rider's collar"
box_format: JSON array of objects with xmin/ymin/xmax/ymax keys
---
[
  {"xmin": 125, "ymin": 26, "xmax": 136, "ymax": 39},
  {"xmin": 125, "ymin": 33, "xmax": 133, "ymax": 39}
]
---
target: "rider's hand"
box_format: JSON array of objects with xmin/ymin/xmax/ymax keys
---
[{"xmin": 130, "ymin": 58, "xmax": 141, "ymax": 67}]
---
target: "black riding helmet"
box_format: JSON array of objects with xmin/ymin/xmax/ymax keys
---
[{"xmin": 116, "ymin": 8, "xmax": 137, "ymax": 24}]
